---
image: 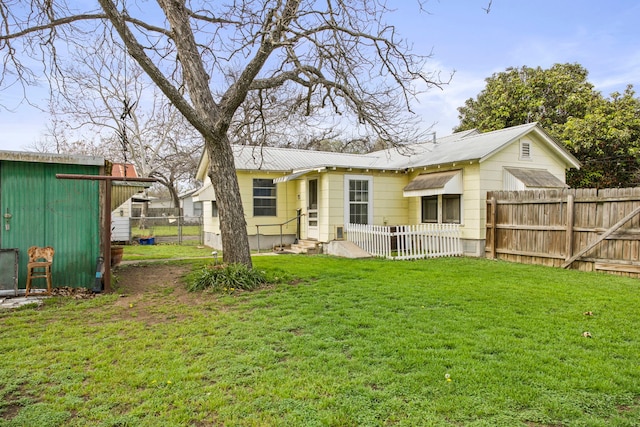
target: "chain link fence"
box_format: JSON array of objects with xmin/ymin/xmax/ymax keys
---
[{"xmin": 130, "ymin": 214, "xmax": 203, "ymax": 245}]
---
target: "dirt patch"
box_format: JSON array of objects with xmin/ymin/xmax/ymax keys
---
[
  {"xmin": 113, "ymin": 263, "xmax": 193, "ymax": 298},
  {"xmin": 107, "ymin": 263, "xmax": 213, "ymax": 325}
]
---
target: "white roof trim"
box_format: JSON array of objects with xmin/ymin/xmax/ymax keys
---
[{"xmin": 273, "ymin": 167, "xmax": 326, "ymax": 183}]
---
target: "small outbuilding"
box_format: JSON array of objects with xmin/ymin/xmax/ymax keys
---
[{"xmin": 0, "ymin": 150, "xmax": 104, "ymax": 295}]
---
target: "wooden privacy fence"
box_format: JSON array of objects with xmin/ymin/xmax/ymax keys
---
[
  {"xmin": 486, "ymin": 188, "xmax": 640, "ymax": 276},
  {"xmin": 346, "ymin": 223, "xmax": 462, "ymax": 260}
]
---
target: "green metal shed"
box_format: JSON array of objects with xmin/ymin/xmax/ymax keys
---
[{"xmin": 0, "ymin": 151, "xmax": 104, "ymax": 294}]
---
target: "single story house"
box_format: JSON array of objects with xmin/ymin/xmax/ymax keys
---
[
  {"xmin": 180, "ymin": 188, "xmax": 203, "ymax": 224},
  {"xmin": 194, "ymin": 123, "xmax": 580, "ymax": 256}
]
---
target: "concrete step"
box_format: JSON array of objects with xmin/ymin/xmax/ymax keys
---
[{"xmin": 275, "ymin": 239, "xmax": 320, "ymax": 255}]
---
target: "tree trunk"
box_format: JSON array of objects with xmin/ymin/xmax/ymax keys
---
[
  {"xmin": 169, "ymin": 185, "xmax": 180, "ymax": 210},
  {"xmin": 206, "ymin": 133, "xmax": 252, "ymax": 268}
]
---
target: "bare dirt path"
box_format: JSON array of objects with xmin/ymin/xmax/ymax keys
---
[{"xmin": 107, "ymin": 263, "xmax": 213, "ymax": 324}]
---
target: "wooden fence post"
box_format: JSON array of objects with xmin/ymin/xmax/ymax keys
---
[
  {"xmin": 564, "ymin": 194, "xmax": 574, "ymax": 262},
  {"xmin": 488, "ymin": 196, "xmax": 497, "ymax": 259}
]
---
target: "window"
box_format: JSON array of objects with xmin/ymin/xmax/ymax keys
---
[
  {"xmin": 211, "ymin": 201, "xmax": 218, "ymax": 217},
  {"xmin": 193, "ymin": 201, "xmax": 203, "ymax": 217},
  {"xmin": 520, "ymin": 141, "xmax": 531, "ymax": 160},
  {"xmin": 442, "ymin": 195, "xmax": 461, "ymax": 223},
  {"xmin": 348, "ymin": 179, "xmax": 369, "ymax": 224},
  {"xmin": 308, "ymin": 179, "xmax": 318, "ymax": 210},
  {"xmin": 421, "ymin": 195, "xmax": 461, "ymax": 224},
  {"xmin": 253, "ymin": 179, "xmax": 276, "ymax": 216},
  {"xmin": 421, "ymin": 196, "xmax": 438, "ymax": 223},
  {"xmin": 344, "ymin": 176, "xmax": 372, "ymax": 225}
]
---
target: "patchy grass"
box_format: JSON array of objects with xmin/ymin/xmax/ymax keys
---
[
  {"xmin": 122, "ymin": 242, "xmax": 214, "ymax": 261},
  {"xmin": 1, "ymin": 256, "xmax": 639, "ymax": 426},
  {"xmin": 131, "ymin": 225, "xmax": 201, "ymax": 238}
]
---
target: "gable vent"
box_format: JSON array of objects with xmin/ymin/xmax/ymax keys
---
[{"xmin": 520, "ymin": 141, "xmax": 531, "ymax": 159}]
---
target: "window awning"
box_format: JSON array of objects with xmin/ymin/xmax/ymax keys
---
[
  {"xmin": 403, "ymin": 169, "xmax": 463, "ymax": 197},
  {"xmin": 504, "ymin": 167, "xmax": 567, "ymax": 189},
  {"xmin": 273, "ymin": 167, "xmax": 325, "ymax": 183}
]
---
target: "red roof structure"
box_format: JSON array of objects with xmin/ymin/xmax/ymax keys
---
[{"xmin": 111, "ymin": 163, "xmax": 138, "ymax": 178}]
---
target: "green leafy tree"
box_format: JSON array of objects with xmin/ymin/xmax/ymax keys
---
[
  {"xmin": 455, "ymin": 63, "xmax": 598, "ymax": 138},
  {"xmin": 455, "ymin": 63, "xmax": 640, "ymax": 188},
  {"xmin": 562, "ymin": 86, "xmax": 640, "ymax": 188}
]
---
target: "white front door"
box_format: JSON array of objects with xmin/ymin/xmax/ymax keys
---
[{"xmin": 307, "ymin": 178, "xmax": 319, "ymax": 240}]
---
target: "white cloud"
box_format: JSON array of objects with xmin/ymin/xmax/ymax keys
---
[{"xmin": 413, "ymin": 61, "xmax": 489, "ymax": 137}]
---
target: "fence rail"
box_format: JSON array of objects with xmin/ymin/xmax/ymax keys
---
[
  {"xmin": 486, "ymin": 188, "xmax": 640, "ymax": 277},
  {"xmin": 346, "ymin": 223, "xmax": 462, "ymax": 260}
]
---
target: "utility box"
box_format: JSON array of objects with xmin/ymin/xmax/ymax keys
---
[{"xmin": 0, "ymin": 248, "xmax": 18, "ymax": 296}]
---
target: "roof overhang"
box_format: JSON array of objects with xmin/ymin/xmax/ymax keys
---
[
  {"xmin": 403, "ymin": 169, "xmax": 463, "ymax": 197},
  {"xmin": 192, "ymin": 182, "xmax": 216, "ymax": 201},
  {"xmin": 273, "ymin": 167, "xmax": 326, "ymax": 183},
  {"xmin": 112, "ymin": 180, "xmax": 152, "ymax": 188},
  {"xmin": 504, "ymin": 167, "xmax": 568, "ymax": 189},
  {"xmin": 479, "ymin": 124, "xmax": 581, "ymax": 169}
]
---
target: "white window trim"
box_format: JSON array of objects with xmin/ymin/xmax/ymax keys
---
[
  {"xmin": 344, "ymin": 174, "xmax": 373, "ymax": 225},
  {"xmin": 520, "ymin": 140, "xmax": 532, "ymax": 160},
  {"xmin": 253, "ymin": 178, "xmax": 277, "ymax": 217},
  {"xmin": 421, "ymin": 194, "xmax": 464, "ymax": 225}
]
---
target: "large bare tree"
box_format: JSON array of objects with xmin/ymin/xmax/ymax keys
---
[
  {"xmin": 29, "ymin": 33, "xmax": 202, "ymax": 207},
  {"xmin": 1, "ymin": 1, "xmax": 444, "ymax": 266}
]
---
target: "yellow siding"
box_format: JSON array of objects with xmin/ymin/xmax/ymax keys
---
[
  {"xmin": 322, "ymin": 173, "xmax": 345, "ymax": 241},
  {"xmin": 478, "ymin": 134, "xmax": 569, "ymax": 239},
  {"xmin": 404, "ymin": 165, "xmax": 482, "ymax": 240},
  {"xmin": 480, "ymin": 135, "xmax": 567, "ymax": 191},
  {"xmin": 373, "ymin": 173, "xmax": 410, "ymax": 225},
  {"xmin": 461, "ymin": 164, "xmax": 482, "ymax": 240},
  {"xmin": 238, "ymin": 172, "xmax": 299, "ymax": 236}
]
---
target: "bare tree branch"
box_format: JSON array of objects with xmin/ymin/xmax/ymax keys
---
[{"xmin": 1, "ymin": 0, "xmax": 452, "ymax": 265}]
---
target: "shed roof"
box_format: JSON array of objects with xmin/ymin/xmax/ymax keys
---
[
  {"xmin": 403, "ymin": 169, "xmax": 463, "ymax": 197},
  {"xmin": 111, "ymin": 163, "xmax": 139, "ymax": 178},
  {"xmin": 0, "ymin": 150, "xmax": 104, "ymax": 166}
]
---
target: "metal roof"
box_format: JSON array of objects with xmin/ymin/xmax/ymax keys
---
[
  {"xmin": 111, "ymin": 163, "xmax": 138, "ymax": 178},
  {"xmin": 504, "ymin": 167, "xmax": 568, "ymax": 188},
  {"xmin": 197, "ymin": 123, "xmax": 580, "ymax": 177},
  {"xmin": 233, "ymin": 145, "xmax": 380, "ymax": 171},
  {"xmin": 378, "ymin": 123, "xmax": 561, "ymax": 169},
  {"xmin": 0, "ymin": 150, "xmax": 105, "ymax": 166}
]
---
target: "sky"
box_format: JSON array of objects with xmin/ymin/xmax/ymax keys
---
[{"xmin": 1, "ymin": 0, "xmax": 639, "ymax": 152}]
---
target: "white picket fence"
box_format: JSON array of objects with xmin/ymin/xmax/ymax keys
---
[{"xmin": 345, "ymin": 223, "xmax": 463, "ymax": 260}]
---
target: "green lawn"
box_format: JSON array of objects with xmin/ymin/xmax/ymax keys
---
[
  {"xmin": 131, "ymin": 225, "xmax": 201, "ymax": 238},
  {"xmin": 1, "ymin": 256, "xmax": 639, "ymax": 426},
  {"xmin": 122, "ymin": 242, "xmax": 214, "ymax": 260}
]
